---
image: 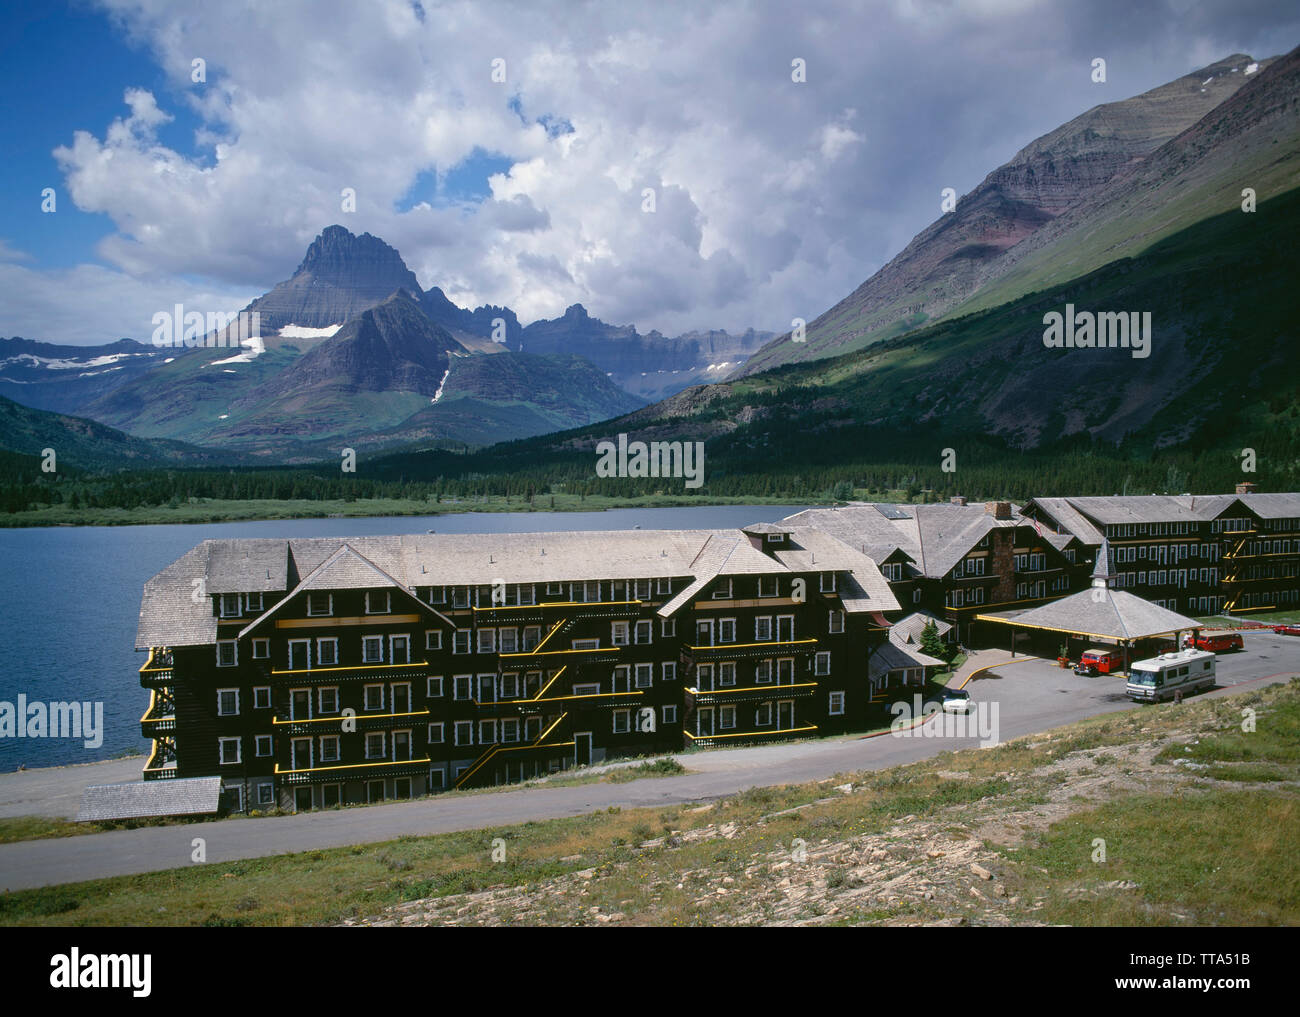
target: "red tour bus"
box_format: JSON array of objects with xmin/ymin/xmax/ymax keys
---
[{"xmin": 1075, "ymin": 647, "xmax": 1126, "ymax": 674}]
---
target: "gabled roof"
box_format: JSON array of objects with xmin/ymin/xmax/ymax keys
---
[
  {"xmin": 140, "ymin": 526, "xmax": 899, "ymax": 646},
  {"xmin": 888, "ymin": 612, "xmax": 953, "ymax": 646}
]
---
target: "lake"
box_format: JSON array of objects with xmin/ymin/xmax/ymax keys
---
[{"xmin": 0, "ymin": 505, "xmax": 812, "ymax": 770}]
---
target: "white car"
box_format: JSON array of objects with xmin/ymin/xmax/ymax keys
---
[{"xmin": 941, "ymin": 688, "xmax": 973, "ymax": 713}]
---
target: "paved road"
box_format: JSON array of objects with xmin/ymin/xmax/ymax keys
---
[{"xmin": 1, "ymin": 637, "xmax": 1296, "ymax": 892}]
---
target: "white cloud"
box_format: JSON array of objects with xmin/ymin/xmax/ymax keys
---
[{"xmin": 9, "ymin": 0, "xmax": 1296, "ymax": 345}]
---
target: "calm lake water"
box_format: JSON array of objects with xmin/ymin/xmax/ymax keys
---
[{"xmin": 0, "ymin": 505, "xmax": 811, "ymax": 770}]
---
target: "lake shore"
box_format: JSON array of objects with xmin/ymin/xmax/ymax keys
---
[{"xmin": 0, "ymin": 492, "xmax": 836, "ymax": 529}]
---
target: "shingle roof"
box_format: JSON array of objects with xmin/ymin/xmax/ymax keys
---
[
  {"xmin": 1025, "ymin": 497, "xmax": 1106, "ymax": 546},
  {"xmin": 977, "ymin": 588, "xmax": 1200, "ymax": 642},
  {"xmin": 76, "ymin": 777, "xmax": 223, "ymax": 822},
  {"xmin": 135, "ymin": 544, "xmax": 216, "ymax": 650},
  {"xmin": 140, "ymin": 526, "xmax": 897, "ymax": 646},
  {"xmin": 869, "ymin": 641, "xmax": 944, "ymax": 680},
  {"xmin": 889, "ymin": 612, "xmax": 953, "ymax": 646},
  {"xmin": 205, "ymin": 540, "xmax": 288, "ymax": 594}
]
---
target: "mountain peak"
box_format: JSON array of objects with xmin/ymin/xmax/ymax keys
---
[
  {"xmin": 294, "ymin": 226, "xmax": 419, "ymax": 289},
  {"xmin": 563, "ymin": 303, "xmax": 589, "ymax": 320}
]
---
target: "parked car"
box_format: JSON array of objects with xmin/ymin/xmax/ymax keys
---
[
  {"xmin": 1193, "ymin": 632, "xmax": 1243, "ymax": 653},
  {"xmin": 1073, "ymin": 660, "xmax": 1100, "ymax": 676},
  {"xmin": 1273, "ymin": 624, "xmax": 1300, "ymax": 637},
  {"xmin": 941, "ymin": 688, "xmax": 973, "ymax": 713},
  {"xmin": 1075, "ymin": 648, "xmax": 1126, "ymax": 674}
]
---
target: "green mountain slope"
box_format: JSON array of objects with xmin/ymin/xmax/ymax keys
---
[{"xmin": 738, "ymin": 49, "xmax": 1291, "ymax": 376}]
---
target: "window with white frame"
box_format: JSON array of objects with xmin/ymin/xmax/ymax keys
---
[
  {"xmin": 316, "ymin": 637, "xmax": 339, "ymax": 667},
  {"xmin": 572, "ymin": 638, "xmax": 599, "ymax": 650},
  {"xmin": 216, "ymin": 640, "xmax": 237, "ymax": 667},
  {"xmin": 662, "ymin": 704, "xmax": 678, "ymax": 724},
  {"xmin": 635, "ymin": 620, "xmax": 653, "ymax": 644},
  {"xmin": 613, "ymin": 709, "xmax": 630, "ymax": 734},
  {"xmin": 499, "ymin": 628, "xmax": 518, "ymax": 653},
  {"xmin": 573, "ymin": 683, "xmax": 601, "ymax": 696},
  {"xmin": 218, "ymin": 737, "xmax": 241, "ymax": 764},
  {"xmin": 815, "ymin": 652, "xmax": 831, "ymax": 676},
  {"xmin": 257, "ymin": 782, "xmax": 274, "ymax": 806},
  {"xmin": 500, "ymin": 673, "xmax": 519, "ymax": 698},
  {"xmin": 452, "ymin": 587, "xmax": 471, "ymax": 609},
  {"xmin": 712, "ymin": 578, "xmax": 733, "ymax": 599},
  {"xmin": 611, "ymin": 622, "xmax": 630, "ymax": 646},
  {"xmin": 255, "ymin": 734, "xmax": 272, "ymax": 757},
  {"xmin": 546, "ymin": 582, "xmax": 564, "ymax": 598},
  {"xmin": 755, "ymin": 616, "xmax": 773, "ymax": 641},
  {"xmin": 362, "ymin": 635, "xmax": 383, "ymax": 663},
  {"xmin": 365, "ymin": 733, "xmax": 385, "ymax": 759},
  {"xmin": 820, "ymin": 573, "xmax": 837, "ymax": 593},
  {"xmin": 454, "ymin": 721, "xmax": 473, "ymax": 745},
  {"xmin": 246, "ymin": 592, "xmax": 263, "ymax": 613},
  {"xmin": 613, "ymin": 665, "xmax": 630, "ymax": 690},
  {"xmin": 320, "ymin": 735, "xmax": 341, "ymax": 762},
  {"xmin": 828, "ymin": 691, "xmax": 845, "ymax": 715},
  {"xmin": 453, "ymin": 630, "xmax": 471, "ymax": 654},
  {"xmin": 253, "ymin": 686, "xmax": 271, "ymax": 709},
  {"xmin": 425, "ymin": 630, "xmax": 442, "ymax": 651},
  {"xmin": 477, "ymin": 629, "xmax": 496, "ymax": 654},
  {"xmin": 252, "ymin": 638, "xmax": 270, "ymax": 660},
  {"xmin": 756, "ymin": 703, "xmax": 773, "ymax": 726},
  {"xmin": 307, "ymin": 593, "xmax": 331, "ymax": 617},
  {"xmin": 719, "ymin": 662, "xmax": 736, "ymax": 686},
  {"xmin": 755, "ymin": 660, "xmax": 772, "ymax": 684},
  {"xmin": 635, "ymin": 579, "xmax": 651, "ymax": 599},
  {"xmin": 219, "ymin": 593, "xmax": 241, "ymax": 618},
  {"xmin": 661, "ymin": 661, "xmax": 677, "ymax": 681},
  {"xmin": 828, "ymin": 610, "xmax": 844, "ymax": 634},
  {"xmin": 635, "ymin": 663, "xmax": 653, "ymax": 688},
  {"xmin": 428, "ymin": 722, "xmax": 444, "ymax": 744},
  {"xmin": 759, "ymin": 576, "xmax": 778, "ymax": 598},
  {"xmin": 523, "ymin": 626, "xmax": 542, "ymax": 650},
  {"xmin": 453, "ymin": 675, "xmax": 471, "ymax": 700},
  {"xmin": 479, "ymin": 719, "xmax": 497, "ymax": 744},
  {"xmin": 719, "ymin": 618, "xmax": 736, "ymax": 644},
  {"xmin": 364, "ymin": 685, "xmax": 384, "ymax": 711},
  {"xmin": 217, "ymin": 688, "xmax": 239, "ymax": 716},
  {"xmin": 501, "ymin": 718, "xmax": 520, "ymax": 743},
  {"xmin": 318, "ymin": 687, "xmax": 339, "ymax": 714},
  {"xmin": 720, "ymin": 706, "xmax": 736, "ymax": 730},
  {"xmin": 366, "ymin": 591, "xmax": 392, "ymax": 614},
  {"xmin": 655, "ymin": 578, "xmax": 672, "ymax": 596},
  {"xmin": 661, "ymin": 618, "xmax": 676, "ymax": 637}
]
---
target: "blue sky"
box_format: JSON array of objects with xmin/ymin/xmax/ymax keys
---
[{"xmin": 1, "ymin": 0, "xmax": 1296, "ymax": 344}]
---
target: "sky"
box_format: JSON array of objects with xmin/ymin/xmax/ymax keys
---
[{"xmin": 0, "ymin": 0, "xmax": 1296, "ymax": 345}]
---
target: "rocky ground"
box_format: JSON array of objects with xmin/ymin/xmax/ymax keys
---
[{"xmin": 341, "ymin": 687, "xmax": 1298, "ymax": 927}]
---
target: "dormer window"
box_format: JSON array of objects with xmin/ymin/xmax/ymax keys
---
[
  {"xmin": 307, "ymin": 593, "xmax": 332, "ymax": 617},
  {"xmin": 765, "ymin": 533, "xmax": 784, "ymax": 545},
  {"xmin": 219, "ymin": 594, "xmax": 240, "ymax": 618},
  {"xmin": 759, "ymin": 576, "xmax": 778, "ymax": 597},
  {"xmin": 366, "ymin": 591, "xmax": 392, "ymax": 615},
  {"xmin": 245, "ymin": 592, "xmax": 263, "ymax": 613},
  {"xmin": 712, "ymin": 578, "xmax": 733, "ymax": 599},
  {"xmin": 820, "ymin": 573, "xmax": 837, "ymax": 593}
]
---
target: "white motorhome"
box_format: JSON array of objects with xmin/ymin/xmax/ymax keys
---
[{"xmin": 1126, "ymin": 648, "xmax": 1216, "ymax": 703}]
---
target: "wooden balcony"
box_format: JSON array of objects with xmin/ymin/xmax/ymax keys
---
[
  {"xmin": 274, "ymin": 757, "xmax": 431, "ymax": 786},
  {"xmin": 684, "ymin": 724, "xmax": 818, "ymax": 749},
  {"xmin": 271, "ymin": 709, "xmax": 430, "ymax": 735},
  {"xmin": 686, "ymin": 681, "xmax": 817, "ymax": 706},
  {"xmin": 685, "ymin": 638, "xmax": 818, "ymax": 662}
]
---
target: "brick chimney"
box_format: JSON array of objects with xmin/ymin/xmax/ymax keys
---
[
  {"xmin": 985, "ymin": 501, "xmax": 1011, "ymax": 520},
  {"xmin": 1236, "ymin": 481, "xmax": 1258, "ymax": 495}
]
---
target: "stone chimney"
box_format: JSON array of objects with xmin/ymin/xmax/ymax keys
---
[
  {"xmin": 1236, "ymin": 481, "xmax": 1258, "ymax": 495},
  {"xmin": 985, "ymin": 501, "xmax": 1011, "ymax": 520},
  {"xmin": 950, "ymin": 496, "xmax": 967, "ymax": 506}
]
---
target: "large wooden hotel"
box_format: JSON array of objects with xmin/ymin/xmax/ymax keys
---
[{"xmin": 136, "ymin": 485, "xmax": 1300, "ymax": 812}]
